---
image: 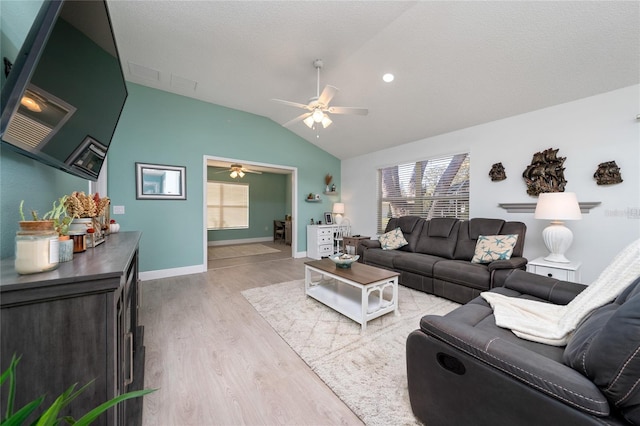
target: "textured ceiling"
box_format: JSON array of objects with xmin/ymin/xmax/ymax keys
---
[{"xmin": 107, "ymin": 1, "xmax": 640, "ymax": 160}]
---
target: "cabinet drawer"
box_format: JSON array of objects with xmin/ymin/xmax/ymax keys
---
[
  {"xmin": 319, "ymin": 236, "xmax": 333, "ymax": 244},
  {"xmin": 319, "ymin": 245, "xmax": 333, "ymax": 255},
  {"xmin": 318, "ymin": 228, "xmax": 332, "ymax": 236},
  {"xmin": 532, "ymin": 265, "xmax": 569, "ymax": 281}
]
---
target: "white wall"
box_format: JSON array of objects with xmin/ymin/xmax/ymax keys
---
[{"xmin": 342, "ymin": 85, "xmax": 640, "ymax": 284}]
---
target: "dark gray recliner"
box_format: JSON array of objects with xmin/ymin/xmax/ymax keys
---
[{"xmin": 406, "ymin": 270, "xmax": 640, "ymax": 425}]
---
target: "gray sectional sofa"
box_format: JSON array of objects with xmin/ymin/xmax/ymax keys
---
[
  {"xmin": 357, "ymin": 216, "xmax": 527, "ymax": 303},
  {"xmin": 407, "ymin": 270, "xmax": 640, "ymax": 425}
]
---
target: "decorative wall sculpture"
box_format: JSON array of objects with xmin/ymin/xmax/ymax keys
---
[
  {"xmin": 594, "ymin": 160, "xmax": 623, "ymax": 185},
  {"xmin": 489, "ymin": 163, "xmax": 507, "ymax": 181},
  {"xmin": 522, "ymin": 148, "xmax": 567, "ymax": 195}
]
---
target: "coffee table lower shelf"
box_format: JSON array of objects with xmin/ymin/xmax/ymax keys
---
[{"xmin": 304, "ymin": 262, "xmax": 399, "ymax": 332}]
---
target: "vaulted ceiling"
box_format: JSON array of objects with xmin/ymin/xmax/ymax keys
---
[{"xmin": 107, "ymin": 1, "xmax": 640, "ymax": 160}]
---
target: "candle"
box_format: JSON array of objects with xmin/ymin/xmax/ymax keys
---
[{"xmin": 15, "ymin": 232, "xmax": 59, "ymax": 274}]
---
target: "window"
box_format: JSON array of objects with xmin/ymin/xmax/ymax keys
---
[
  {"xmin": 377, "ymin": 153, "xmax": 470, "ymax": 233},
  {"xmin": 207, "ymin": 181, "xmax": 249, "ymax": 230}
]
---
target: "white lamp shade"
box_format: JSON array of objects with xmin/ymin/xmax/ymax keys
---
[
  {"xmin": 332, "ymin": 203, "xmax": 345, "ymax": 214},
  {"xmin": 534, "ymin": 192, "xmax": 581, "ymax": 263},
  {"xmin": 303, "ymin": 116, "xmax": 314, "ymax": 128},
  {"xmin": 534, "ymin": 192, "xmax": 582, "ymax": 221}
]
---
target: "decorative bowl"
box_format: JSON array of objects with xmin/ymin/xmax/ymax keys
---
[{"xmin": 329, "ymin": 254, "xmax": 360, "ymax": 268}]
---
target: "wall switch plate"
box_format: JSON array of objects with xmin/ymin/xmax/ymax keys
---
[{"xmin": 113, "ymin": 205, "xmax": 125, "ymax": 214}]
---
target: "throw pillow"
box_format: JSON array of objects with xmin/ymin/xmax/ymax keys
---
[
  {"xmin": 471, "ymin": 234, "xmax": 518, "ymax": 263},
  {"xmin": 379, "ymin": 227, "xmax": 408, "ymax": 250}
]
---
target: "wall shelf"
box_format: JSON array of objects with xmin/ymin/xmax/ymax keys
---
[
  {"xmin": 323, "ymin": 191, "xmax": 339, "ymax": 196},
  {"xmin": 305, "ymin": 198, "xmax": 322, "ymax": 203},
  {"xmin": 498, "ymin": 201, "xmax": 601, "ymax": 214}
]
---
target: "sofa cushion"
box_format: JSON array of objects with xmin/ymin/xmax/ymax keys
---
[
  {"xmin": 384, "ymin": 216, "xmax": 425, "ymax": 252},
  {"xmin": 471, "ymin": 234, "xmax": 519, "ymax": 263},
  {"xmin": 393, "ymin": 252, "xmax": 443, "ymax": 277},
  {"xmin": 363, "ymin": 248, "xmax": 402, "ymax": 269},
  {"xmin": 379, "ymin": 227, "xmax": 408, "ymax": 250},
  {"xmin": 563, "ymin": 276, "xmax": 640, "ymax": 424},
  {"xmin": 428, "ymin": 217, "xmax": 458, "ymax": 237},
  {"xmin": 415, "ymin": 218, "xmax": 460, "ymax": 259},
  {"xmin": 433, "ymin": 260, "xmax": 492, "ymax": 291}
]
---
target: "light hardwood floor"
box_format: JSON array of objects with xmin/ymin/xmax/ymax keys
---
[{"xmin": 140, "ymin": 243, "xmax": 364, "ymax": 425}]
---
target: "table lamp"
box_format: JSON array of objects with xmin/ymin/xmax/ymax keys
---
[
  {"xmin": 333, "ymin": 203, "xmax": 345, "ymax": 225},
  {"xmin": 534, "ymin": 192, "xmax": 582, "ymax": 263}
]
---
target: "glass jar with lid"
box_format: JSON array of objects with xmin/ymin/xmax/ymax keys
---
[{"xmin": 15, "ymin": 221, "xmax": 60, "ymax": 274}]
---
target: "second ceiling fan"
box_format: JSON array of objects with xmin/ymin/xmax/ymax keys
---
[{"xmin": 272, "ymin": 59, "xmax": 368, "ymax": 129}]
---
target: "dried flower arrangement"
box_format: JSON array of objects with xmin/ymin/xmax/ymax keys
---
[
  {"xmin": 64, "ymin": 192, "xmax": 110, "ymax": 218},
  {"xmin": 325, "ymin": 174, "xmax": 333, "ymax": 186}
]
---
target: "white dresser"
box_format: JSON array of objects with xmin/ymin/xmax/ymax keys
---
[{"xmin": 307, "ymin": 225, "xmax": 335, "ymax": 259}]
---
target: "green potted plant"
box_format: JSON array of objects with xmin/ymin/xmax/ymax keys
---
[
  {"xmin": 1, "ymin": 354, "xmax": 155, "ymax": 426},
  {"xmin": 42, "ymin": 196, "xmax": 72, "ymax": 239}
]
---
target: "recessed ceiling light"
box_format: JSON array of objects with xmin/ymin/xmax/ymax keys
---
[{"xmin": 382, "ymin": 73, "xmax": 394, "ymax": 83}]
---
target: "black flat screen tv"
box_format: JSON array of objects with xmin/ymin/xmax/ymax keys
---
[{"xmin": 0, "ymin": 0, "xmax": 127, "ymax": 181}]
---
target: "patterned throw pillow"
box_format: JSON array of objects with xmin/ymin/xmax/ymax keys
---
[
  {"xmin": 379, "ymin": 227, "xmax": 409, "ymax": 250},
  {"xmin": 471, "ymin": 234, "xmax": 518, "ymax": 263}
]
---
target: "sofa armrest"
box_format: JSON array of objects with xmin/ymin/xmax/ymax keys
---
[
  {"xmin": 504, "ymin": 269, "xmax": 586, "ymax": 305},
  {"xmin": 418, "ymin": 315, "xmax": 610, "ymax": 416},
  {"xmin": 487, "ymin": 256, "xmax": 528, "ymax": 271},
  {"xmin": 357, "ymin": 239, "xmax": 381, "ymax": 261},
  {"xmin": 359, "ymin": 239, "xmax": 381, "ymax": 249}
]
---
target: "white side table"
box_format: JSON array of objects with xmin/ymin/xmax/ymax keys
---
[{"xmin": 527, "ymin": 257, "xmax": 582, "ymax": 283}]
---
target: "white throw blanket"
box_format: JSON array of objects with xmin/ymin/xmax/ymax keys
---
[{"xmin": 481, "ymin": 238, "xmax": 640, "ymax": 346}]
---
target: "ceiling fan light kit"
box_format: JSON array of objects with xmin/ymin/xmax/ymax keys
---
[
  {"xmin": 214, "ymin": 163, "xmax": 261, "ymax": 179},
  {"xmin": 272, "ymin": 59, "xmax": 368, "ymax": 130}
]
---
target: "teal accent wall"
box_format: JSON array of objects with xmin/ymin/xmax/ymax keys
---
[
  {"xmin": 107, "ymin": 83, "xmax": 340, "ymax": 272},
  {"xmin": 206, "ymin": 167, "xmax": 289, "ymax": 242},
  {"xmin": 0, "ymin": 3, "xmax": 340, "ymax": 271},
  {"xmin": 0, "ymin": 147, "xmax": 88, "ymax": 257}
]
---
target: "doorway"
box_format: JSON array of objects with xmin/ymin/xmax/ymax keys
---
[{"xmin": 202, "ymin": 155, "xmax": 298, "ymax": 267}]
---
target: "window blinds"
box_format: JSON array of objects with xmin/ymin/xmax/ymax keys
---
[
  {"xmin": 207, "ymin": 181, "xmax": 249, "ymax": 230},
  {"xmin": 377, "ymin": 153, "xmax": 470, "ymax": 233}
]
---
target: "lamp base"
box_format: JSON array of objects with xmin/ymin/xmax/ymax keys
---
[
  {"xmin": 543, "ymin": 253, "xmax": 571, "ymax": 263},
  {"xmin": 541, "ymin": 221, "xmax": 573, "ymax": 264},
  {"xmin": 334, "ymin": 214, "xmax": 343, "ymax": 225}
]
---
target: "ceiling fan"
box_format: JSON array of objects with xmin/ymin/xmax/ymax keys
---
[
  {"xmin": 213, "ymin": 163, "xmax": 262, "ymax": 179},
  {"xmin": 272, "ymin": 59, "xmax": 368, "ymax": 129}
]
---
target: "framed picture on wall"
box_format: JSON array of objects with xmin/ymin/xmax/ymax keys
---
[
  {"xmin": 324, "ymin": 212, "xmax": 333, "ymax": 225},
  {"xmin": 135, "ymin": 162, "xmax": 187, "ymax": 200}
]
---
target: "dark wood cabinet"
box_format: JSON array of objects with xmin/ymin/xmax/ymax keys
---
[{"xmin": 1, "ymin": 232, "xmax": 145, "ymax": 426}]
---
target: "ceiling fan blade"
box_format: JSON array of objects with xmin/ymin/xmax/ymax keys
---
[
  {"xmin": 328, "ymin": 106, "xmax": 369, "ymax": 116},
  {"xmin": 282, "ymin": 112, "xmax": 312, "ymax": 127},
  {"xmin": 318, "ymin": 85, "xmax": 338, "ymax": 106},
  {"xmin": 243, "ymin": 169, "xmax": 262, "ymax": 174},
  {"xmin": 271, "ymin": 98, "xmax": 310, "ymax": 110}
]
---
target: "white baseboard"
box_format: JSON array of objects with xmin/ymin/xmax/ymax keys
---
[
  {"xmin": 140, "ymin": 264, "xmax": 206, "ymax": 281},
  {"xmin": 208, "ymin": 236, "xmax": 273, "ymax": 246},
  {"xmin": 294, "ymin": 251, "xmax": 307, "ymax": 259}
]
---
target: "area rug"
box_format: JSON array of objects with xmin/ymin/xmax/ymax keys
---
[
  {"xmin": 241, "ymin": 280, "xmax": 460, "ymax": 426},
  {"xmin": 208, "ymin": 243, "xmax": 280, "ymax": 259}
]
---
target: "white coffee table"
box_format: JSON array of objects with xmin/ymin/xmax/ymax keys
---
[{"xmin": 304, "ymin": 259, "xmax": 400, "ymax": 332}]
